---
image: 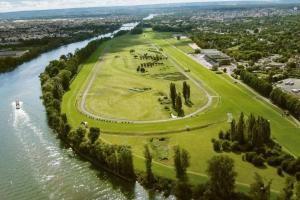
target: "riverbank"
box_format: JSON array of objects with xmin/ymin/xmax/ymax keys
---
[
  {"xmin": 0, "ymin": 25, "xmax": 120, "ymax": 73},
  {"xmin": 1, "ymin": 20, "xmax": 166, "ymax": 199}
]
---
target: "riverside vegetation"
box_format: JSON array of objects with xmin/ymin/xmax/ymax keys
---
[
  {"xmin": 0, "ymin": 24, "xmax": 119, "ymax": 73},
  {"xmin": 40, "ymin": 37, "xmax": 136, "ymax": 180}
]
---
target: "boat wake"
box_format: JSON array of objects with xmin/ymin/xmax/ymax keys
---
[{"xmin": 11, "ymin": 102, "xmax": 138, "ymax": 200}]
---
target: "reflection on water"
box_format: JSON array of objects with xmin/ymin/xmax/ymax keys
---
[{"xmin": 0, "ymin": 16, "xmax": 174, "ymax": 200}]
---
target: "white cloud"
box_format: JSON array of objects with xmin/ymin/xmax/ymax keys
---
[{"xmin": 0, "ymin": 0, "xmax": 234, "ymax": 13}]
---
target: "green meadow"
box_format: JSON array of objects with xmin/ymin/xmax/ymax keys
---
[{"xmin": 62, "ymin": 29, "xmax": 300, "ymax": 192}]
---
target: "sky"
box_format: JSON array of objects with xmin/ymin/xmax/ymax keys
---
[{"xmin": 0, "ymin": 0, "xmax": 265, "ymax": 13}]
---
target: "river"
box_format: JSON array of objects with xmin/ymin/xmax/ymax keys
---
[{"xmin": 0, "ymin": 17, "xmax": 172, "ymax": 200}]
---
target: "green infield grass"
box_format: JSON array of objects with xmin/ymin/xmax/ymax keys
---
[{"xmin": 62, "ymin": 29, "xmax": 300, "ymax": 192}]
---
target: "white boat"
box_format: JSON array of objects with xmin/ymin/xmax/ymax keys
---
[{"xmin": 15, "ymin": 100, "xmax": 20, "ymax": 109}]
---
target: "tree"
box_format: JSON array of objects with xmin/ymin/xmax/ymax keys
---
[
  {"xmin": 195, "ymin": 49, "xmax": 201, "ymax": 54},
  {"xmin": 246, "ymin": 113, "xmax": 256, "ymax": 142},
  {"xmin": 230, "ymin": 119, "xmax": 237, "ymax": 141},
  {"xmin": 118, "ymin": 146, "xmax": 135, "ymax": 178},
  {"xmin": 207, "ymin": 155, "xmax": 237, "ymax": 200},
  {"xmin": 278, "ymin": 177, "xmax": 294, "ymax": 200},
  {"xmin": 183, "ymin": 81, "xmax": 191, "ymax": 104},
  {"xmin": 58, "ymin": 69, "xmax": 72, "ymax": 90},
  {"xmin": 249, "ymin": 173, "xmax": 272, "ymax": 200},
  {"xmin": 174, "ymin": 181, "xmax": 192, "ymax": 200},
  {"xmin": 176, "ymin": 93, "xmax": 184, "ymax": 116},
  {"xmin": 89, "ymin": 127, "xmax": 100, "ymax": 144},
  {"xmin": 236, "ymin": 112, "xmax": 245, "ymax": 144},
  {"xmin": 52, "ymin": 79, "xmax": 64, "ymax": 100},
  {"xmin": 144, "ymin": 145, "xmax": 154, "ymax": 185},
  {"xmin": 170, "ymin": 82, "xmax": 177, "ymax": 108},
  {"xmin": 296, "ymin": 182, "xmax": 300, "ymax": 200},
  {"xmin": 173, "ymin": 146, "xmax": 190, "ymax": 181}
]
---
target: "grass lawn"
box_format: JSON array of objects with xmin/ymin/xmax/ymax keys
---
[
  {"xmin": 83, "ymin": 36, "xmax": 207, "ymax": 121},
  {"xmin": 62, "ymin": 29, "xmax": 300, "ymax": 193}
]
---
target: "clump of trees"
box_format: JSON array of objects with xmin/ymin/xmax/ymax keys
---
[
  {"xmin": 212, "ymin": 112, "xmax": 300, "ymax": 179},
  {"xmin": 138, "ymin": 142, "xmax": 300, "ymax": 200},
  {"xmin": 152, "ymin": 24, "xmax": 192, "ymax": 33},
  {"xmin": 213, "ymin": 112, "xmax": 272, "ymax": 154},
  {"xmin": 135, "ymin": 51, "xmax": 166, "ymax": 73},
  {"xmin": 40, "ymin": 37, "xmax": 135, "ymax": 180},
  {"xmin": 114, "ymin": 30, "xmax": 129, "ymax": 38},
  {"xmin": 237, "ymin": 68, "xmax": 300, "ymax": 122},
  {"xmin": 130, "ymin": 27, "xmax": 143, "ymax": 35}
]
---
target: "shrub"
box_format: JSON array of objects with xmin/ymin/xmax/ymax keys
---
[
  {"xmin": 174, "ymin": 181, "xmax": 192, "ymax": 200},
  {"xmin": 245, "ymin": 152, "xmax": 256, "ymax": 163},
  {"xmin": 267, "ymin": 156, "xmax": 283, "ymax": 167},
  {"xmin": 213, "ymin": 140, "xmax": 222, "ymax": 152},
  {"xmin": 252, "ymin": 155, "xmax": 265, "ymax": 167},
  {"xmin": 222, "ymin": 140, "xmax": 231, "ymax": 152},
  {"xmin": 194, "ymin": 49, "xmax": 201, "ymax": 54},
  {"xmin": 219, "ymin": 130, "xmax": 225, "ymax": 139},
  {"xmin": 281, "ymin": 159, "xmax": 294, "ymax": 172},
  {"xmin": 286, "ymin": 160, "xmax": 296, "ymax": 175},
  {"xmin": 212, "ymin": 66, "xmax": 218, "ymax": 71},
  {"xmin": 231, "ymin": 141, "xmax": 240, "ymax": 152},
  {"xmin": 296, "ymin": 172, "xmax": 300, "ymax": 181},
  {"xmin": 192, "ymin": 183, "xmax": 208, "ymax": 199},
  {"xmin": 255, "ymin": 147, "xmax": 266, "ymax": 155},
  {"xmin": 225, "ymin": 131, "xmax": 231, "ymax": 140},
  {"xmin": 277, "ymin": 167, "xmax": 283, "ymax": 176}
]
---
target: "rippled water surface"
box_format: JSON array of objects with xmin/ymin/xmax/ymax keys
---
[{"xmin": 0, "ymin": 20, "xmax": 173, "ymax": 200}]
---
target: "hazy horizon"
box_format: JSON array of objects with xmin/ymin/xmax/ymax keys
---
[{"xmin": 0, "ymin": 0, "xmax": 278, "ymax": 13}]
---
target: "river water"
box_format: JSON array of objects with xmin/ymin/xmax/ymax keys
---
[{"xmin": 0, "ymin": 18, "xmax": 172, "ymax": 200}]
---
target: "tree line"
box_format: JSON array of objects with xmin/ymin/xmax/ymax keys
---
[
  {"xmin": 213, "ymin": 113, "xmax": 300, "ymax": 180},
  {"xmin": 40, "ymin": 37, "xmax": 135, "ymax": 179},
  {"xmin": 270, "ymin": 88, "xmax": 300, "ymax": 119},
  {"xmin": 239, "ymin": 70, "xmax": 273, "ymax": 97},
  {"xmin": 130, "ymin": 27, "xmax": 143, "ymax": 35},
  {"xmin": 238, "ymin": 69, "xmax": 300, "ymax": 120},
  {"xmin": 0, "ymin": 25, "xmax": 119, "ymax": 73},
  {"xmin": 139, "ymin": 143, "xmax": 300, "ymax": 200}
]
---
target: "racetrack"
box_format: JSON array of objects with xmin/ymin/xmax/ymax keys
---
[
  {"xmin": 78, "ymin": 42, "xmax": 216, "ymax": 124},
  {"xmin": 62, "ymin": 29, "xmax": 300, "ymax": 192}
]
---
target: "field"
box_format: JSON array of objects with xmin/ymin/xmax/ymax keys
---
[
  {"xmin": 82, "ymin": 36, "xmax": 207, "ymax": 121},
  {"xmin": 62, "ymin": 29, "xmax": 300, "ymax": 193}
]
